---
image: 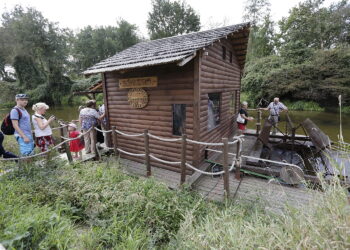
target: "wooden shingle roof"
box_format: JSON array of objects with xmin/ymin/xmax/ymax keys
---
[{"xmin": 83, "ymin": 22, "xmax": 250, "ymax": 75}]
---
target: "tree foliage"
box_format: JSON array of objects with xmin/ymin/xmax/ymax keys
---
[
  {"xmin": 243, "ymin": 47, "xmax": 350, "ymax": 107},
  {"xmin": 243, "ymin": 0, "xmax": 275, "ymax": 61},
  {"xmin": 242, "ymin": 0, "xmax": 350, "ymax": 108},
  {"xmin": 0, "ymin": 6, "xmax": 71, "ymax": 104},
  {"xmin": 71, "ymin": 19, "xmax": 140, "ymax": 73},
  {"xmin": 147, "ymin": 0, "xmax": 200, "ymax": 40},
  {"xmin": 278, "ymin": 0, "xmax": 350, "ymax": 50}
]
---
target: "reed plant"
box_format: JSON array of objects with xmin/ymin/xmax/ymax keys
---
[{"xmin": 171, "ymin": 174, "xmax": 350, "ymax": 249}]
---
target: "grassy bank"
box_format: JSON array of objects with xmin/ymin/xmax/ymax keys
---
[
  {"xmin": 1, "ymin": 158, "xmax": 349, "ymax": 249},
  {"xmin": 0, "ymin": 160, "xmax": 214, "ymax": 249}
]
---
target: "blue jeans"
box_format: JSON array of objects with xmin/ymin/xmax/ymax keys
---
[{"xmin": 15, "ymin": 135, "xmax": 35, "ymax": 156}]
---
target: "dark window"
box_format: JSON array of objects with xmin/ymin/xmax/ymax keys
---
[
  {"xmin": 222, "ymin": 46, "xmax": 226, "ymax": 60},
  {"xmin": 229, "ymin": 51, "xmax": 233, "ymax": 63},
  {"xmin": 208, "ymin": 93, "xmax": 221, "ymax": 130},
  {"xmin": 172, "ymin": 104, "xmax": 186, "ymax": 136},
  {"xmin": 229, "ymin": 91, "xmax": 238, "ymax": 114}
]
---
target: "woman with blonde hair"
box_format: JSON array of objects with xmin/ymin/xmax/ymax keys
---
[{"xmin": 32, "ymin": 102, "xmax": 55, "ymax": 152}]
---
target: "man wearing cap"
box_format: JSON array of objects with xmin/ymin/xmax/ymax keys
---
[{"xmin": 10, "ymin": 94, "xmax": 34, "ymax": 156}]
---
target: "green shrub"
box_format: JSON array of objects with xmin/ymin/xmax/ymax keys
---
[{"xmin": 284, "ymin": 100, "xmax": 325, "ymax": 111}]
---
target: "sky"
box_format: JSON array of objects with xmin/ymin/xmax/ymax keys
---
[{"xmin": 0, "ymin": 0, "xmax": 336, "ymax": 38}]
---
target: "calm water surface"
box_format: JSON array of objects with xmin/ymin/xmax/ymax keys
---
[{"xmin": 0, "ymin": 105, "xmax": 349, "ymax": 142}]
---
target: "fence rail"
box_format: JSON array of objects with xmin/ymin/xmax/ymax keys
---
[{"xmin": 1, "ymin": 122, "xmax": 313, "ymax": 199}]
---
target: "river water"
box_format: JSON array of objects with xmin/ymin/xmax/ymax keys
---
[{"xmin": 0, "ymin": 105, "xmax": 349, "ymax": 142}]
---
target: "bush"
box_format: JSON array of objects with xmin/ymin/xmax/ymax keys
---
[{"xmin": 283, "ymin": 100, "xmax": 325, "ymax": 111}]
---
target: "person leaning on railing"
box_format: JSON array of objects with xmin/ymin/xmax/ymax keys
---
[{"xmin": 259, "ymin": 97, "xmax": 288, "ymax": 134}]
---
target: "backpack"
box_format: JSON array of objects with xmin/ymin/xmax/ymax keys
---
[{"xmin": 1, "ymin": 108, "xmax": 22, "ymax": 135}]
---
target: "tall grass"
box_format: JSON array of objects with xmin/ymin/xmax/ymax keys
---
[
  {"xmin": 1, "ymin": 156, "xmax": 349, "ymax": 249},
  {"xmin": 171, "ymin": 176, "xmax": 350, "ymax": 249},
  {"xmin": 0, "ymin": 160, "xmax": 213, "ymax": 249}
]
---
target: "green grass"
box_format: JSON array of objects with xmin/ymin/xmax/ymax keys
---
[
  {"xmin": 0, "ymin": 154, "xmax": 349, "ymax": 249},
  {"xmin": 0, "ymin": 159, "xmax": 214, "ymax": 249}
]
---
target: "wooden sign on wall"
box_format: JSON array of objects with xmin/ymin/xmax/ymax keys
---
[
  {"xmin": 119, "ymin": 76, "xmax": 157, "ymax": 89},
  {"xmin": 128, "ymin": 88, "xmax": 149, "ymax": 109}
]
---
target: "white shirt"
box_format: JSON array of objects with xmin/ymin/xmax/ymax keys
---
[{"xmin": 32, "ymin": 113, "xmax": 52, "ymax": 137}]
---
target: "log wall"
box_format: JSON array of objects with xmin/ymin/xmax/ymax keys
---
[
  {"xmin": 104, "ymin": 63, "xmax": 195, "ymax": 173},
  {"xmin": 195, "ymin": 39, "xmax": 241, "ymax": 164}
]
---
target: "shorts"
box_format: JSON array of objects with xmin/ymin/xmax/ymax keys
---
[
  {"xmin": 237, "ymin": 123, "xmax": 246, "ymax": 131},
  {"xmin": 35, "ymin": 135, "xmax": 54, "ymax": 152},
  {"xmin": 15, "ymin": 135, "xmax": 35, "ymax": 156}
]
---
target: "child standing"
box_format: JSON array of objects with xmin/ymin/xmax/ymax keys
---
[{"xmin": 68, "ymin": 123, "xmax": 84, "ymax": 159}]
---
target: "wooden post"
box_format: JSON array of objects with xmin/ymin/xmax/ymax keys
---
[
  {"xmin": 180, "ymin": 134, "xmax": 187, "ymax": 185},
  {"xmin": 63, "ymin": 126, "xmax": 73, "ymax": 163},
  {"xmin": 93, "ymin": 126, "xmax": 100, "ymax": 161},
  {"xmin": 144, "ymin": 129, "xmax": 151, "ymax": 177},
  {"xmin": 235, "ymin": 139, "xmax": 241, "ymax": 180},
  {"xmin": 223, "ymin": 138, "xmax": 230, "ymax": 198},
  {"xmin": 112, "ymin": 126, "xmax": 118, "ymax": 157},
  {"xmin": 59, "ymin": 126, "xmax": 65, "ymax": 144},
  {"xmin": 256, "ymin": 110, "xmax": 262, "ymax": 134}
]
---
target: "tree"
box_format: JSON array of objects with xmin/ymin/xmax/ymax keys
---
[
  {"xmin": 147, "ymin": 0, "xmax": 200, "ymax": 40},
  {"xmin": 0, "ymin": 6, "xmax": 72, "ymax": 104},
  {"xmin": 243, "ymin": 0, "xmax": 271, "ymax": 26},
  {"xmin": 278, "ymin": 0, "xmax": 350, "ymax": 50},
  {"xmin": 72, "ymin": 19, "xmax": 140, "ymax": 73},
  {"xmin": 243, "ymin": 0, "xmax": 275, "ymax": 61}
]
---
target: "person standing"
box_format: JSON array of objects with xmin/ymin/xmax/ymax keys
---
[
  {"xmin": 10, "ymin": 94, "xmax": 35, "ymax": 156},
  {"xmin": 260, "ymin": 97, "xmax": 288, "ymax": 134},
  {"xmin": 98, "ymin": 103, "xmax": 108, "ymax": 143},
  {"xmin": 32, "ymin": 102, "xmax": 55, "ymax": 152},
  {"xmin": 79, "ymin": 100, "xmax": 101, "ymax": 154},
  {"xmin": 236, "ymin": 101, "xmax": 254, "ymax": 135}
]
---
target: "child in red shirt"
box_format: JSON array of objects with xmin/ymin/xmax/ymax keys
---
[{"xmin": 68, "ymin": 123, "xmax": 84, "ymax": 159}]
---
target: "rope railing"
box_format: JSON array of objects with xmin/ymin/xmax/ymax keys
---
[
  {"xmin": 148, "ymin": 133, "xmax": 182, "ymax": 142},
  {"xmin": 150, "ymin": 154, "xmax": 181, "ymax": 165},
  {"xmin": 0, "ymin": 128, "xmax": 92, "ymax": 162},
  {"xmin": 51, "ymin": 124, "xmax": 68, "ymax": 130},
  {"xmin": 115, "ymin": 129, "xmax": 144, "ymax": 137},
  {"xmin": 185, "ymin": 158, "xmax": 237, "ymax": 176},
  {"xmin": 94, "ymin": 127, "xmax": 112, "ymax": 133}
]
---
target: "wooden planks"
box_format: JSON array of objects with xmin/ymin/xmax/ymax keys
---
[{"xmin": 105, "ymin": 62, "xmax": 195, "ymax": 172}]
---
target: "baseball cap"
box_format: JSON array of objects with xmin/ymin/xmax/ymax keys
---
[{"xmin": 15, "ymin": 93, "xmax": 29, "ymax": 99}]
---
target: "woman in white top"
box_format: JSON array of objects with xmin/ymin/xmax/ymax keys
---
[{"xmin": 32, "ymin": 102, "xmax": 55, "ymax": 152}]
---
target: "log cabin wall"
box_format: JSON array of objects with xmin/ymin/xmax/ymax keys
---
[
  {"xmin": 104, "ymin": 62, "xmax": 195, "ymax": 173},
  {"xmin": 195, "ymin": 38, "xmax": 242, "ymax": 164}
]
